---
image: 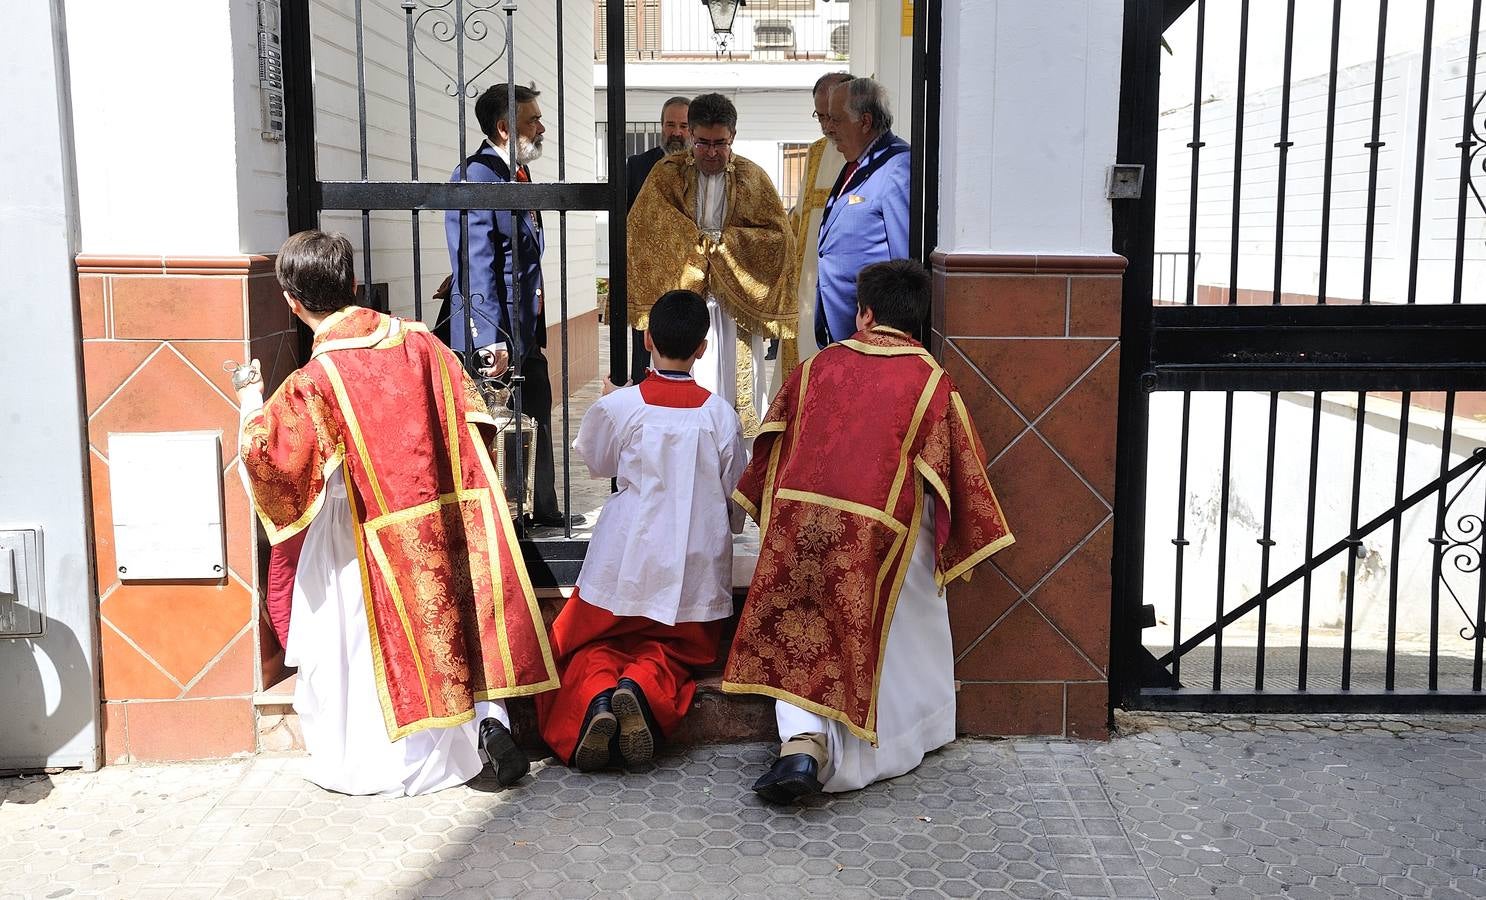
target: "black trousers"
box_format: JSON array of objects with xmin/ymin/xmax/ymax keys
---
[{"xmin": 510, "ymin": 348, "xmax": 560, "ymax": 521}]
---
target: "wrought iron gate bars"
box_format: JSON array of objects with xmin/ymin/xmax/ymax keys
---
[
  {"xmin": 1157, "ymin": 449, "xmax": 1486, "ymax": 670},
  {"xmin": 1113, "ymin": 0, "xmax": 1486, "ymax": 712}
]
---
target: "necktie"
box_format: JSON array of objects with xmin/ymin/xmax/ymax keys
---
[
  {"xmin": 834, "ymin": 160, "xmax": 859, "ymax": 201},
  {"xmin": 513, "ymin": 165, "xmax": 541, "ymax": 315},
  {"xmin": 515, "ymin": 165, "xmax": 530, "ymax": 183}
]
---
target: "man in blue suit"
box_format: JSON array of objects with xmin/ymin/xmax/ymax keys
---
[
  {"xmin": 445, "ymin": 83, "xmax": 572, "ymax": 528},
  {"xmin": 815, "ymin": 77, "xmax": 912, "ymax": 347}
]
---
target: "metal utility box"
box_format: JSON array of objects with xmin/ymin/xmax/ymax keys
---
[{"xmin": 0, "ymin": 527, "xmax": 44, "ymax": 638}]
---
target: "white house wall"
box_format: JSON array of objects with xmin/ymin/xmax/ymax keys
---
[
  {"xmin": 1153, "ymin": 32, "xmax": 1486, "ymax": 305},
  {"xmin": 310, "ymin": 0, "xmax": 597, "ymax": 325}
]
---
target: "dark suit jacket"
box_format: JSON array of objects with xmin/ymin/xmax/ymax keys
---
[
  {"xmin": 444, "ymin": 142, "xmax": 546, "ymax": 357},
  {"xmin": 625, "ymin": 145, "xmax": 667, "ymax": 211}
]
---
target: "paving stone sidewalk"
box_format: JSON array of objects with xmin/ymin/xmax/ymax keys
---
[{"xmin": 3, "ymin": 715, "xmax": 1485, "ymax": 899}]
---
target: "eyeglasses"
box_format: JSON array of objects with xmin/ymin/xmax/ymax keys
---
[
  {"xmin": 693, "ymin": 138, "xmax": 732, "ymax": 151},
  {"xmin": 812, "ymin": 112, "xmax": 842, "ymax": 124}
]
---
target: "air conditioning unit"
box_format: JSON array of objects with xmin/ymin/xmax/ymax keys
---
[
  {"xmin": 754, "ymin": 19, "xmax": 795, "ymax": 53},
  {"xmin": 829, "ymin": 23, "xmax": 849, "ymax": 57}
]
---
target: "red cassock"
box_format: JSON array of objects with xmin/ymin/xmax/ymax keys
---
[
  {"xmin": 534, "ymin": 593, "xmax": 722, "ymax": 764},
  {"xmin": 241, "ymin": 307, "xmax": 558, "ymax": 741},
  {"xmin": 722, "ymin": 326, "xmax": 1014, "ymax": 744}
]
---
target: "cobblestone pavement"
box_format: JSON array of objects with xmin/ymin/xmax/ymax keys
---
[{"xmin": 3, "ymin": 716, "xmax": 1485, "ymax": 898}]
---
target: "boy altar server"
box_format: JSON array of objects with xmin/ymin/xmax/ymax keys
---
[
  {"xmin": 536, "ymin": 290, "xmax": 747, "ymax": 770},
  {"xmin": 724, "ymin": 260, "xmax": 1015, "ymax": 803},
  {"xmin": 237, "ymin": 230, "xmax": 558, "ymax": 796}
]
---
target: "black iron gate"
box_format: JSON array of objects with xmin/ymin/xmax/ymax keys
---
[
  {"xmin": 1112, "ymin": 0, "xmax": 1486, "ymax": 712},
  {"xmin": 283, "ymin": 0, "xmax": 632, "ymax": 586}
]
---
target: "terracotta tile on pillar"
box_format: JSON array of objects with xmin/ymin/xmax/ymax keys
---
[
  {"xmin": 173, "ymin": 341, "xmax": 249, "ymax": 400},
  {"xmin": 99, "ymin": 623, "xmax": 181, "ymax": 700},
  {"xmin": 111, "ymin": 276, "xmax": 245, "ymax": 340},
  {"xmin": 80, "ymin": 275, "xmax": 107, "ymax": 339},
  {"xmin": 250, "ymin": 331, "xmax": 300, "ymax": 397},
  {"xmin": 943, "ymin": 275, "xmax": 1067, "ymax": 338},
  {"xmin": 223, "ymin": 465, "xmax": 254, "ymax": 583},
  {"xmin": 184, "ymin": 629, "xmax": 256, "ymax": 698},
  {"xmin": 955, "ymin": 602, "xmax": 1103, "ymax": 682},
  {"xmin": 1066, "ymin": 682, "xmax": 1110, "ymax": 740},
  {"xmin": 1027, "ymin": 521, "xmax": 1114, "ymax": 672},
  {"xmin": 89, "ymin": 452, "xmax": 118, "ymax": 595},
  {"xmin": 81, "ymin": 341, "xmax": 160, "ymax": 415},
  {"xmin": 955, "ymin": 339, "xmax": 1112, "ymax": 422},
  {"xmin": 1035, "ymin": 348, "xmax": 1121, "ymax": 502},
  {"xmin": 986, "ymin": 435, "xmax": 1109, "ymax": 592},
  {"xmin": 247, "ymin": 272, "xmax": 292, "ymax": 339},
  {"xmin": 947, "ymin": 565, "xmax": 1022, "ymax": 659},
  {"xmin": 101, "ymin": 580, "xmax": 252, "ymax": 686},
  {"xmin": 88, "ymin": 348, "xmax": 239, "ymax": 462},
  {"xmin": 124, "ymin": 698, "xmax": 255, "ymax": 761},
  {"xmin": 957, "ymin": 683, "xmax": 1064, "ymax": 736},
  {"xmin": 102, "ymin": 703, "xmax": 129, "ymax": 765},
  {"xmin": 942, "ymin": 346, "xmax": 1026, "ymax": 461},
  {"xmin": 1068, "ymin": 276, "xmax": 1122, "ymax": 337}
]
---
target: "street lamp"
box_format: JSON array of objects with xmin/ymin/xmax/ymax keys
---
[{"xmin": 702, "ymin": 0, "xmax": 745, "ymax": 56}]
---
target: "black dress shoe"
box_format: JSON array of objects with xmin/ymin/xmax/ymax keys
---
[
  {"xmin": 612, "ymin": 677, "xmax": 660, "ymax": 767},
  {"xmin": 752, "ymin": 753, "xmax": 823, "ymax": 805},
  {"xmin": 479, "ymin": 718, "xmax": 529, "ymax": 787},
  {"xmin": 572, "ymin": 689, "xmax": 617, "ymax": 772}
]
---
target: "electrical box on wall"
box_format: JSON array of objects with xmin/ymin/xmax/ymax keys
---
[
  {"xmin": 258, "ymin": 0, "xmax": 285, "ymax": 141},
  {"xmin": 109, "ymin": 432, "xmax": 226, "ymax": 581},
  {"xmin": 0, "ymin": 527, "xmax": 45, "ymax": 638}
]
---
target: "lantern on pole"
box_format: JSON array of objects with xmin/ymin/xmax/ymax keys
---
[{"xmin": 702, "ymin": 0, "xmax": 745, "ymax": 57}]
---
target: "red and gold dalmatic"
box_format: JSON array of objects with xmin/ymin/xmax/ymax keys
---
[
  {"xmin": 241, "ymin": 307, "xmax": 558, "ymax": 740},
  {"xmin": 723, "ymin": 326, "xmax": 1014, "ymax": 744}
]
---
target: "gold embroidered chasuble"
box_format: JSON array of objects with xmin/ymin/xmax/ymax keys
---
[
  {"xmin": 722, "ymin": 327, "xmax": 1015, "ymax": 744},
  {"xmin": 780, "ymin": 136, "xmax": 845, "ymax": 374},
  {"xmin": 627, "ymin": 152, "xmax": 797, "ymax": 429},
  {"xmin": 241, "ymin": 307, "xmax": 558, "ymax": 740}
]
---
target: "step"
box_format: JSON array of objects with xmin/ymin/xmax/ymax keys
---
[{"xmin": 255, "ymin": 591, "xmax": 776, "ymax": 757}]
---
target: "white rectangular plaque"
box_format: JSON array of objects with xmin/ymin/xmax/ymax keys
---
[{"xmin": 109, "ymin": 432, "xmax": 226, "ymax": 581}]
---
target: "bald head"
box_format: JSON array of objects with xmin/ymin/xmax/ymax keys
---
[{"xmin": 812, "ymin": 72, "xmax": 852, "ymax": 136}]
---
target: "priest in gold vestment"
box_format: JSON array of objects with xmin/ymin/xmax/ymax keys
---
[
  {"xmin": 724, "ymin": 260, "xmax": 1014, "ymax": 804},
  {"xmin": 777, "ymin": 72, "xmax": 851, "ymax": 381},
  {"xmin": 628, "ymin": 92, "xmax": 796, "ymax": 434},
  {"xmin": 237, "ymin": 231, "xmax": 558, "ymax": 796}
]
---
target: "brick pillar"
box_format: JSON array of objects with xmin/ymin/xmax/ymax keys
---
[
  {"xmin": 79, "ymin": 255, "xmax": 298, "ymax": 762},
  {"xmin": 934, "ymin": 252, "xmax": 1124, "ymax": 740}
]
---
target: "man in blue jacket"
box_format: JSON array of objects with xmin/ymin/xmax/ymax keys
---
[
  {"xmin": 445, "ymin": 83, "xmax": 572, "ymax": 529},
  {"xmin": 815, "ymin": 77, "xmax": 912, "ymax": 348}
]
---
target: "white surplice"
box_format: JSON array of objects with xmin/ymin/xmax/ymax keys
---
[
  {"xmin": 572, "ymin": 372, "xmax": 746, "ymax": 625},
  {"xmin": 240, "ymin": 390, "xmax": 508, "ymax": 797},
  {"xmin": 774, "ymin": 497, "xmax": 956, "ymax": 792},
  {"xmin": 693, "ymin": 169, "xmax": 768, "ymax": 425}
]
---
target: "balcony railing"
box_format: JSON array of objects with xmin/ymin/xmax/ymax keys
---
[{"xmin": 595, "ymin": 0, "xmax": 851, "ymax": 62}]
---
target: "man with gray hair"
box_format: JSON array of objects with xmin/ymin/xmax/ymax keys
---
[{"xmin": 815, "ymin": 76, "xmax": 912, "ymax": 348}]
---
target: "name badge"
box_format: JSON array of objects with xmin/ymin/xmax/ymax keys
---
[{"xmin": 847, "ymin": 194, "xmax": 866, "ymax": 205}]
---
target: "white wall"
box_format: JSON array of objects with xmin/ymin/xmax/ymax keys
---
[
  {"xmin": 65, "ymin": 0, "xmax": 261, "ymax": 255},
  {"xmin": 1143, "ymin": 392, "xmax": 1486, "ymax": 671},
  {"xmin": 1155, "ymin": 10, "xmax": 1486, "ymax": 304},
  {"xmin": 937, "ymin": 0, "xmax": 1124, "ymax": 255},
  {"xmin": 310, "ymin": 0, "xmax": 598, "ymax": 326}
]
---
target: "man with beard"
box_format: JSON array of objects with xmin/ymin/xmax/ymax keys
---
[
  {"xmin": 627, "ymin": 92, "xmax": 796, "ymax": 436},
  {"xmin": 622, "ymin": 96, "xmax": 690, "ymax": 386},
  {"xmin": 444, "ymin": 83, "xmax": 574, "ymax": 530}
]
